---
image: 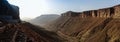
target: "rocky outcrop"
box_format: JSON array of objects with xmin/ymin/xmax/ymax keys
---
[
  {"xmin": 97, "ymin": 8, "xmax": 114, "ymax": 18},
  {"xmin": 114, "ymin": 5, "xmax": 120, "ymax": 18},
  {"xmin": 0, "ymin": 0, "xmax": 20, "ymax": 23},
  {"xmin": 91, "ymin": 10, "xmax": 97, "ymax": 17},
  {"xmin": 61, "ymin": 11, "xmax": 80, "ymax": 17},
  {"xmin": 61, "ymin": 5, "xmax": 120, "ymax": 18},
  {"xmin": 0, "ymin": 0, "xmax": 64, "ymax": 42}
]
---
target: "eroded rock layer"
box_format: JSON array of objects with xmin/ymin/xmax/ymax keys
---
[
  {"xmin": 61, "ymin": 5, "xmax": 120, "ymax": 18},
  {"xmin": 45, "ymin": 4, "xmax": 120, "ymax": 42}
]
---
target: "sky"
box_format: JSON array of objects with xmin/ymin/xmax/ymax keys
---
[{"xmin": 8, "ymin": 0, "xmax": 120, "ymax": 19}]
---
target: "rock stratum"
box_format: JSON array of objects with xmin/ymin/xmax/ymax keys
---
[
  {"xmin": 45, "ymin": 4, "xmax": 120, "ymax": 42},
  {"xmin": 61, "ymin": 5, "xmax": 120, "ymax": 18}
]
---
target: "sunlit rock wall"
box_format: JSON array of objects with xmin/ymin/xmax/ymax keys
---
[{"xmin": 61, "ymin": 5, "xmax": 120, "ymax": 18}]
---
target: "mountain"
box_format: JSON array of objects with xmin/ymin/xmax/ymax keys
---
[
  {"xmin": 46, "ymin": 4, "xmax": 120, "ymax": 42},
  {"xmin": 0, "ymin": 22, "xmax": 63, "ymax": 42},
  {"xmin": 29, "ymin": 14, "xmax": 60, "ymax": 27},
  {"xmin": 1, "ymin": 0, "xmax": 120, "ymax": 42},
  {"xmin": 0, "ymin": 1, "xmax": 63, "ymax": 42}
]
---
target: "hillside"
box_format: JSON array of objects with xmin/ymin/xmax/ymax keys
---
[
  {"xmin": 45, "ymin": 4, "xmax": 120, "ymax": 42},
  {"xmin": 29, "ymin": 14, "xmax": 60, "ymax": 27},
  {"xmin": 1, "ymin": 0, "xmax": 120, "ymax": 42},
  {"xmin": 0, "ymin": 22, "xmax": 63, "ymax": 42},
  {"xmin": 0, "ymin": 1, "xmax": 64, "ymax": 42}
]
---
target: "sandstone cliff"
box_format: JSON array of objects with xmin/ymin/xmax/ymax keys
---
[
  {"xmin": 45, "ymin": 4, "xmax": 120, "ymax": 42},
  {"xmin": 61, "ymin": 5, "xmax": 120, "ymax": 18},
  {"xmin": 114, "ymin": 5, "xmax": 120, "ymax": 18}
]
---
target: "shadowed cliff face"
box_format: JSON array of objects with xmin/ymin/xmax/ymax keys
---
[
  {"xmin": 0, "ymin": 0, "xmax": 20, "ymax": 23},
  {"xmin": 45, "ymin": 4, "xmax": 120, "ymax": 42}
]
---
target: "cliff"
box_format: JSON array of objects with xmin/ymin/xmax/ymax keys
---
[
  {"xmin": 0, "ymin": 0, "xmax": 20, "ymax": 23},
  {"xmin": 114, "ymin": 5, "xmax": 120, "ymax": 18},
  {"xmin": 61, "ymin": 5, "xmax": 120, "ymax": 18},
  {"xmin": 45, "ymin": 4, "xmax": 120, "ymax": 42},
  {"xmin": 0, "ymin": 1, "xmax": 63, "ymax": 42}
]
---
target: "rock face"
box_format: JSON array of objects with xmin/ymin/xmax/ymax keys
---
[
  {"xmin": 61, "ymin": 11, "xmax": 80, "ymax": 17},
  {"xmin": 46, "ymin": 4, "xmax": 120, "ymax": 42},
  {"xmin": 0, "ymin": 0, "xmax": 20, "ymax": 23},
  {"xmin": 114, "ymin": 5, "xmax": 120, "ymax": 18},
  {"xmin": 61, "ymin": 5, "xmax": 120, "ymax": 18},
  {"xmin": 91, "ymin": 10, "xmax": 97, "ymax": 17}
]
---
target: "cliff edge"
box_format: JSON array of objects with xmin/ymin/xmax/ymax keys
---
[
  {"xmin": 61, "ymin": 5, "xmax": 120, "ymax": 18},
  {"xmin": 45, "ymin": 4, "xmax": 120, "ymax": 42}
]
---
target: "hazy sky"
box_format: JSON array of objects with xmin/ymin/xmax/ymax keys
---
[{"xmin": 8, "ymin": 0, "xmax": 120, "ymax": 19}]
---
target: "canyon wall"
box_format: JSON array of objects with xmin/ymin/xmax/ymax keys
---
[
  {"xmin": 114, "ymin": 5, "xmax": 120, "ymax": 18},
  {"xmin": 61, "ymin": 5, "xmax": 120, "ymax": 18},
  {"xmin": 0, "ymin": 0, "xmax": 20, "ymax": 23},
  {"xmin": 45, "ymin": 4, "xmax": 120, "ymax": 42}
]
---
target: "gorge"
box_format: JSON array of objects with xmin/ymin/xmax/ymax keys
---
[{"xmin": 43, "ymin": 4, "xmax": 120, "ymax": 42}]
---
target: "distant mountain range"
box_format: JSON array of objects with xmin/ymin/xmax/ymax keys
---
[{"xmin": 29, "ymin": 14, "xmax": 60, "ymax": 26}]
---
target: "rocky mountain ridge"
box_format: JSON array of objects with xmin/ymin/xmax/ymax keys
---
[
  {"xmin": 45, "ymin": 4, "xmax": 120, "ymax": 42},
  {"xmin": 29, "ymin": 14, "xmax": 60, "ymax": 27},
  {"xmin": 61, "ymin": 5, "xmax": 120, "ymax": 18}
]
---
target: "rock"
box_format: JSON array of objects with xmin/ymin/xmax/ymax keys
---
[
  {"xmin": 0, "ymin": 0, "xmax": 20, "ymax": 23},
  {"xmin": 91, "ymin": 10, "xmax": 97, "ymax": 17},
  {"xmin": 47, "ymin": 4, "xmax": 120, "ymax": 42},
  {"xmin": 114, "ymin": 5, "xmax": 120, "ymax": 18},
  {"xmin": 61, "ymin": 4, "xmax": 120, "ymax": 18},
  {"xmin": 98, "ymin": 8, "xmax": 109, "ymax": 17},
  {"xmin": 62, "ymin": 11, "xmax": 80, "ymax": 17},
  {"xmin": 82, "ymin": 11, "xmax": 92, "ymax": 17}
]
